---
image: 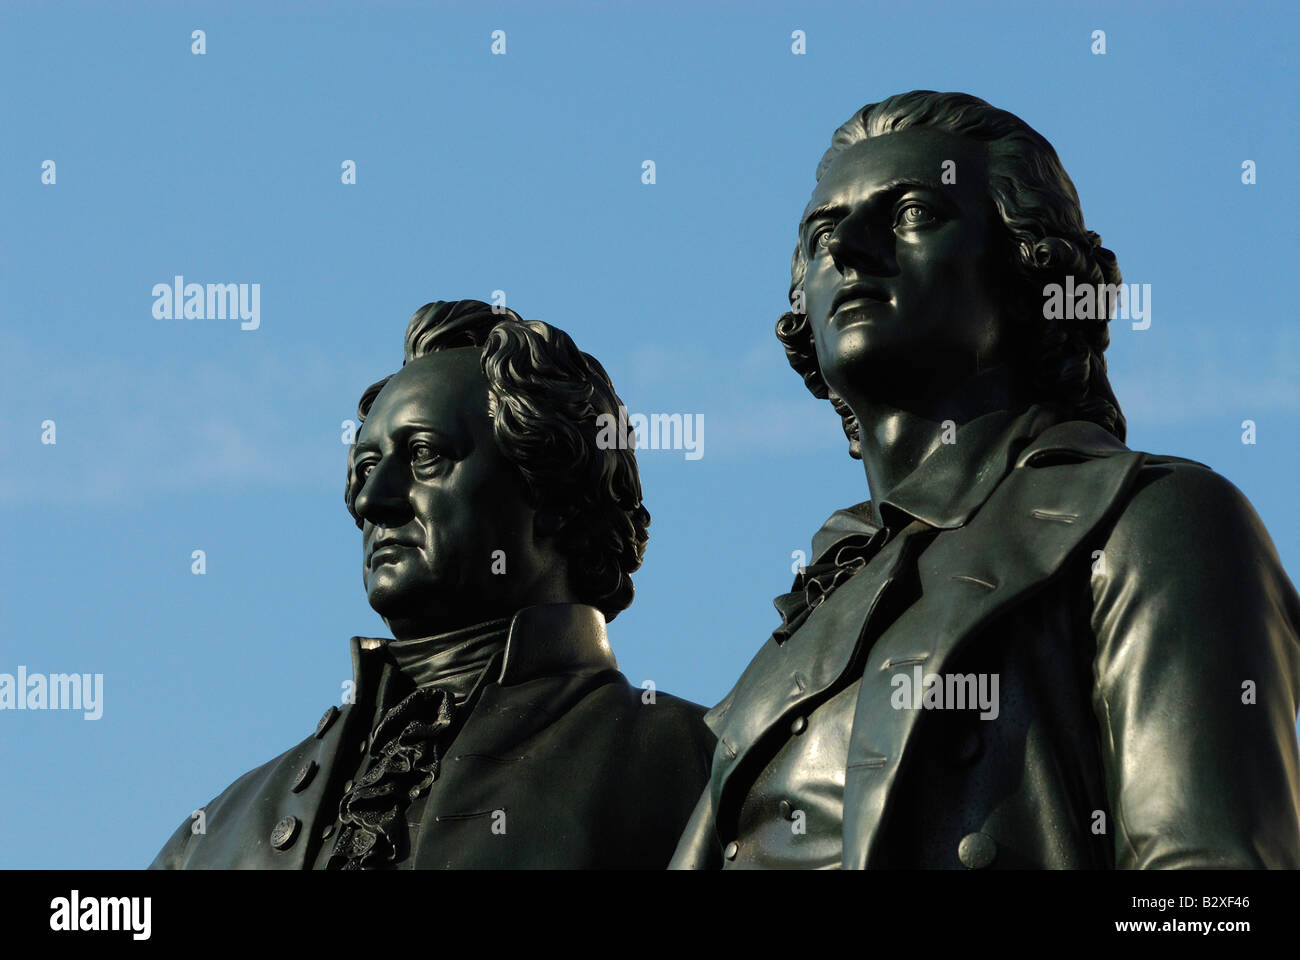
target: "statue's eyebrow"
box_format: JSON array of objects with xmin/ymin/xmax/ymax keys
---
[
  {"xmin": 354, "ymin": 422, "xmax": 463, "ymax": 456},
  {"xmin": 800, "ymin": 201, "xmax": 848, "ymax": 231},
  {"xmin": 801, "ymin": 177, "xmax": 946, "ymax": 232}
]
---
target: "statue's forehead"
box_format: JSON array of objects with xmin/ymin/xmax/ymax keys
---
[
  {"xmin": 359, "ymin": 349, "xmax": 487, "ymax": 439},
  {"xmin": 804, "ymin": 128, "xmax": 988, "ymax": 218}
]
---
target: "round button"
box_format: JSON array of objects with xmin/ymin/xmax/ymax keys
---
[
  {"xmin": 358, "ymin": 738, "xmax": 368, "ymax": 754},
  {"xmin": 778, "ymin": 800, "xmax": 793, "ymax": 820},
  {"xmin": 321, "ymin": 824, "xmax": 335, "ymax": 839},
  {"xmin": 343, "ymin": 779, "xmax": 353, "ymax": 793},
  {"xmin": 790, "ymin": 716, "xmax": 807, "ymax": 735},
  {"xmin": 957, "ymin": 832, "xmax": 996, "ymax": 869},
  {"xmin": 723, "ymin": 841, "xmax": 739, "ymax": 861},
  {"xmin": 315, "ymin": 706, "xmax": 339, "ymax": 739},
  {"xmin": 290, "ymin": 760, "xmax": 318, "ymax": 793},
  {"xmin": 270, "ymin": 815, "xmax": 300, "ymax": 850}
]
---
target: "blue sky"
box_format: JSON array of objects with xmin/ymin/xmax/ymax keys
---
[{"xmin": 2, "ymin": 0, "xmax": 1297, "ymax": 867}]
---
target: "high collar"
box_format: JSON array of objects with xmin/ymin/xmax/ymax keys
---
[
  {"xmin": 351, "ymin": 602, "xmax": 618, "ymax": 692},
  {"xmin": 811, "ymin": 403, "xmax": 1061, "ymax": 562},
  {"xmin": 495, "ymin": 602, "xmax": 619, "ymax": 685},
  {"xmin": 387, "ymin": 617, "xmax": 509, "ymax": 694}
]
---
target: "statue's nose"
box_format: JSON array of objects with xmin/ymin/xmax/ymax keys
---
[{"xmin": 354, "ymin": 459, "xmax": 411, "ymax": 527}]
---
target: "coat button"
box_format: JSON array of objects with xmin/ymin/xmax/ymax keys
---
[
  {"xmin": 321, "ymin": 824, "xmax": 335, "ymax": 839},
  {"xmin": 957, "ymin": 832, "xmax": 996, "ymax": 869},
  {"xmin": 778, "ymin": 800, "xmax": 793, "ymax": 820},
  {"xmin": 290, "ymin": 760, "xmax": 318, "ymax": 793},
  {"xmin": 315, "ymin": 706, "xmax": 339, "ymax": 738},
  {"xmin": 270, "ymin": 815, "xmax": 300, "ymax": 850},
  {"xmin": 790, "ymin": 716, "xmax": 807, "ymax": 735},
  {"xmin": 723, "ymin": 841, "xmax": 739, "ymax": 860},
  {"xmin": 343, "ymin": 779, "xmax": 354, "ymax": 793}
]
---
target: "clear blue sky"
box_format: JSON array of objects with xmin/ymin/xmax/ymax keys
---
[{"xmin": 2, "ymin": 0, "xmax": 1297, "ymax": 867}]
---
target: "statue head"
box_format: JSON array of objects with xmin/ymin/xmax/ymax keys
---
[
  {"xmin": 776, "ymin": 90, "xmax": 1126, "ymax": 458},
  {"xmin": 345, "ymin": 300, "xmax": 649, "ymax": 639}
]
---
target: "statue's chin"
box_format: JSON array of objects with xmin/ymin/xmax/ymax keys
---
[
  {"xmin": 367, "ymin": 584, "xmax": 499, "ymax": 639},
  {"xmin": 828, "ymin": 346, "xmax": 980, "ymax": 415},
  {"xmin": 821, "ymin": 353, "xmax": 905, "ymax": 411},
  {"xmin": 366, "ymin": 579, "xmax": 439, "ymax": 621}
]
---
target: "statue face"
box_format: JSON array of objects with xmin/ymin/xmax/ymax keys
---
[
  {"xmin": 800, "ymin": 127, "xmax": 1013, "ymax": 413},
  {"xmin": 351, "ymin": 348, "xmax": 545, "ymax": 639}
]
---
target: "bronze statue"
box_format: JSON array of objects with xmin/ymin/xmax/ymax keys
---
[
  {"xmin": 152, "ymin": 300, "xmax": 714, "ymax": 868},
  {"xmin": 671, "ymin": 91, "xmax": 1300, "ymax": 869}
]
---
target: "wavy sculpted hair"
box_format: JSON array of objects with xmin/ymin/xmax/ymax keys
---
[
  {"xmin": 345, "ymin": 300, "xmax": 650, "ymax": 621},
  {"xmin": 776, "ymin": 90, "xmax": 1127, "ymax": 458}
]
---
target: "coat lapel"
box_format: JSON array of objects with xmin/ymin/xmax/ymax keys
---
[
  {"xmin": 841, "ymin": 448, "xmax": 1146, "ymax": 868},
  {"xmin": 706, "ymin": 531, "xmax": 913, "ymax": 819}
]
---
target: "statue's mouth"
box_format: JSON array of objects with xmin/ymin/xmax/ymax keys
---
[
  {"xmin": 832, "ymin": 283, "xmax": 891, "ymax": 314},
  {"xmin": 369, "ymin": 542, "xmax": 415, "ymax": 566}
]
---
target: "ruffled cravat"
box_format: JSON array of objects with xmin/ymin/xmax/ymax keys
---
[
  {"xmin": 327, "ymin": 686, "xmax": 455, "ymax": 870},
  {"xmin": 326, "ymin": 617, "xmax": 510, "ymax": 870},
  {"xmin": 770, "ymin": 528, "xmax": 890, "ymax": 645}
]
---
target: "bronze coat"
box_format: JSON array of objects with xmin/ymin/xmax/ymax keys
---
[
  {"xmin": 672, "ymin": 417, "xmax": 1300, "ymax": 869},
  {"xmin": 153, "ymin": 604, "xmax": 715, "ymax": 869}
]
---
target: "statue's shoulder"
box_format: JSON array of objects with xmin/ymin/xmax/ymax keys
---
[
  {"xmin": 1020, "ymin": 417, "xmax": 1210, "ymax": 476},
  {"xmin": 149, "ymin": 706, "xmax": 353, "ymax": 868},
  {"xmin": 580, "ymin": 672, "xmax": 712, "ymax": 739},
  {"xmin": 1013, "ymin": 418, "xmax": 1278, "ymax": 563},
  {"xmin": 1102, "ymin": 452, "xmax": 1282, "ymax": 568},
  {"xmin": 206, "ymin": 727, "xmax": 325, "ymax": 807},
  {"xmin": 641, "ymin": 688, "xmax": 712, "ymax": 743}
]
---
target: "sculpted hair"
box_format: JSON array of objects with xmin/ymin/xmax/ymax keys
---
[
  {"xmin": 345, "ymin": 300, "xmax": 650, "ymax": 621},
  {"xmin": 777, "ymin": 90, "xmax": 1127, "ymax": 457}
]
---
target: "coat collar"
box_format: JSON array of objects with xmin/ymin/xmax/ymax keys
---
[
  {"xmin": 812, "ymin": 404, "xmax": 1061, "ymax": 562},
  {"xmin": 349, "ymin": 602, "xmax": 618, "ymax": 694},
  {"xmin": 496, "ymin": 602, "xmax": 619, "ymax": 686}
]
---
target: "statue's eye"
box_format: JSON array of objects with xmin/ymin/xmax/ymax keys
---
[
  {"xmin": 896, "ymin": 202, "xmax": 935, "ymax": 227},
  {"xmin": 814, "ymin": 225, "xmax": 834, "ymax": 249},
  {"xmin": 410, "ymin": 441, "xmax": 441, "ymax": 465},
  {"xmin": 356, "ymin": 458, "xmax": 378, "ymax": 481}
]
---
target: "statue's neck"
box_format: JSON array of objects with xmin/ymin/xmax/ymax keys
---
[{"xmin": 852, "ymin": 365, "xmax": 1031, "ymax": 525}]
